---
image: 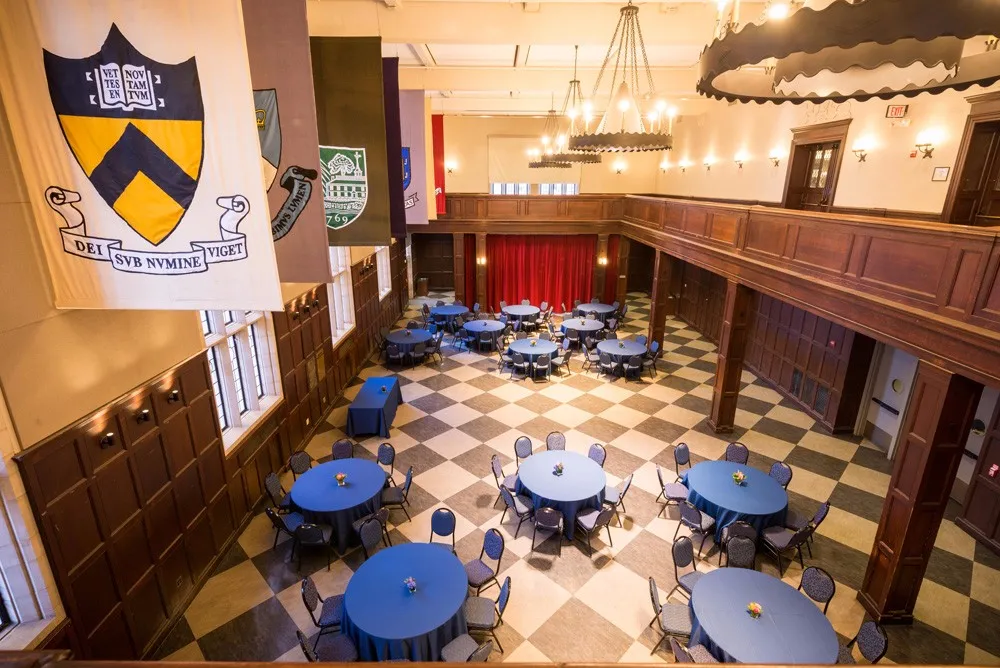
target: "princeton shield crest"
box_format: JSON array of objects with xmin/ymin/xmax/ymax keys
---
[
  {"xmin": 402, "ymin": 146, "xmax": 412, "ymax": 190},
  {"xmin": 320, "ymin": 145, "xmax": 367, "ymax": 229},
  {"xmin": 43, "ymin": 24, "xmax": 204, "ymax": 246},
  {"xmin": 254, "ymin": 89, "xmax": 281, "ymax": 190}
]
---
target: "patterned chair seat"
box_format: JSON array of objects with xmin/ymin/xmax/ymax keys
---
[
  {"xmin": 678, "ymin": 570, "xmax": 704, "ymax": 594},
  {"xmin": 688, "ymin": 644, "xmax": 719, "ymax": 663},
  {"xmin": 319, "ymin": 594, "xmax": 344, "ymax": 626},
  {"xmin": 837, "ymin": 645, "xmax": 856, "ymax": 664},
  {"xmin": 663, "ymin": 482, "xmax": 688, "ymax": 501},
  {"xmin": 511, "ymin": 493, "xmax": 534, "ymax": 515},
  {"xmin": 441, "ymin": 634, "xmax": 480, "ymax": 663},
  {"xmin": 762, "ymin": 526, "xmax": 795, "ymax": 549},
  {"xmin": 502, "ymin": 474, "xmax": 518, "ymax": 489},
  {"xmin": 464, "ymin": 559, "xmax": 496, "ymax": 587},
  {"xmin": 575, "ymin": 507, "xmax": 602, "ymax": 531},
  {"xmin": 464, "ymin": 596, "xmax": 497, "ymax": 628},
  {"xmin": 658, "ymin": 602, "xmax": 693, "ymax": 635},
  {"xmin": 382, "ymin": 486, "xmax": 406, "ymax": 505}
]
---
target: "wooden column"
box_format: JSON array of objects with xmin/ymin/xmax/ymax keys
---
[
  {"xmin": 593, "ymin": 234, "xmax": 609, "ymax": 300},
  {"xmin": 615, "ymin": 237, "xmax": 630, "ymax": 307},
  {"xmin": 476, "ymin": 232, "xmax": 488, "ymax": 311},
  {"xmin": 707, "ymin": 280, "xmax": 753, "ymax": 433},
  {"xmin": 859, "ymin": 362, "xmax": 982, "ymax": 622},
  {"xmin": 452, "ymin": 232, "xmax": 465, "ymax": 303},
  {"xmin": 647, "ymin": 251, "xmax": 677, "ymax": 347}
]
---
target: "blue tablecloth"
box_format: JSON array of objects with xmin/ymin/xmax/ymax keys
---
[
  {"xmin": 597, "ymin": 339, "xmax": 647, "ymax": 364},
  {"xmin": 507, "ymin": 339, "xmax": 559, "ymax": 364},
  {"xmin": 683, "ymin": 461, "xmax": 788, "ymax": 540},
  {"xmin": 347, "ymin": 377, "xmax": 403, "ymax": 438},
  {"xmin": 430, "ymin": 305, "xmax": 469, "ymax": 321},
  {"xmin": 290, "ymin": 460, "xmax": 385, "ymax": 552},
  {"xmin": 343, "ymin": 543, "xmax": 469, "ymax": 661},
  {"xmin": 561, "ymin": 317, "xmax": 605, "ymax": 335},
  {"xmin": 503, "ymin": 305, "xmax": 540, "ymax": 321},
  {"xmin": 575, "ymin": 303, "xmax": 616, "ymax": 322},
  {"xmin": 386, "ymin": 328, "xmax": 432, "ymax": 353},
  {"xmin": 464, "ymin": 320, "xmax": 504, "ymax": 334},
  {"xmin": 690, "ymin": 569, "xmax": 839, "ymax": 664},
  {"xmin": 515, "ymin": 451, "xmax": 606, "ymax": 540}
]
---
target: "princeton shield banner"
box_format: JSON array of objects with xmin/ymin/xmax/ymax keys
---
[
  {"xmin": 0, "ymin": 0, "xmax": 282, "ymax": 310},
  {"xmin": 399, "ymin": 90, "xmax": 428, "ymax": 224}
]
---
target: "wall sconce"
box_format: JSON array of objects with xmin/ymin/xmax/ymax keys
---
[
  {"xmin": 679, "ymin": 160, "xmax": 690, "ymax": 173},
  {"xmin": 445, "ymin": 159, "xmax": 457, "ymax": 174},
  {"xmin": 136, "ymin": 408, "xmax": 151, "ymax": 424},
  {"xmin": 914, "ymin": 129, "xmax": 942, "ymax": 159},
  {"xmin": 768, "ymin": 149, "xmax": 782, "ymax": 167},
  {"xmin": 659, "ymin": 160, "xmax": 670, "ymax": 173},
  {"xmin": 914, "ymin": 143, "xmax": 934, "ymax": 159},
  {"xmin": 597, "ymin": 256, "xmax": 609, "ymax": 266},
  {"xmin": 476, "ymin": 256, "xmax": 487, "ymax": 266},
  {"xmin": 291, "ymin": 309, "xmax": 300, "ymax": 320},
  {"xmin": 167, "ymin": 388, "xmax": 181, "ymax": 403},
  {"xmin": 612, "ymin": 158, "xmax": 627, "ymax": 174},
  {"xmin": 703, "ymin": 157, "xmax": 715, "ymax": 171},
  {"xmin": 734, "ymin": 151, "xmax": 748, "ymax": 169},
  {"xmin": 312, "ymin": 299, "xmax": 320, "ymax": 308},
  {"xmin": 302, "ymin": 303, "xmax": 311, "ymax": 314},
  {"xmin": 852, "ymin": 137, "xmax": 874, "ymax": 162},
  {"xmin": 99, "ymin": 432, "xmax": 115, "ymax": 448},
  {"xmin": 852, "ymin": 147, "xmax": 868, "ymax": 162}
]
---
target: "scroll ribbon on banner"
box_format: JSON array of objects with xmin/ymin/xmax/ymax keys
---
[
  {"xmin": 271, "ymin": 165, "xmax": 317, "ymax": 241},
  {"xmin": 46, "ymin": 186, "xmax": 251, "ymax": 275}
]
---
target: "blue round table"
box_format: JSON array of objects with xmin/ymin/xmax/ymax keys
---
[
  {"xmin": 597, "ymin": 339, "xmax": 647, "ymax": 364},
  {"xmin": 430, "ymin": 305, "xmax": 469, "ymax": 322},
  {"xmin": 290, "ymin": 460, "xmax": 386, "ymax": 553},
  {"xmin": 561, "ymin": 317, "xmax": 605, "ymax": 336},
  {"xmin": 503, "ymin": 304, "xmax": 540, "ymax": 322},
  {"xmin": 386, "ymin": 328, "xmax": 432, "ymax": 353},
  {"xmin": 683, "ymin": 461, "xmax": 788, "ymax": 540},
  {"xmin": 507, "ymin": 339, "xmax": 559, "ymax": 364},
  {"xmin": 464, "ymin": 319, "xmax": 505, "ymax": 350},
  {"xmin": 342, "ymin": 543, "xmax": 468, "ymax": 661},
  {"xmin": 690, "ymin": 569, "xmax": 839, "ymax": 664},
  {"xmin": 515, "ymin": 451, "xmax": 605, "ymax": 540},
  {"xmin": 575, "ymin": 303, "xmax": 616, "ymax": 322}
]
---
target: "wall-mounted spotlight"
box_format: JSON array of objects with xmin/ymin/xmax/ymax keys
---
[
  {"xmin": 167, "ymin": 389, "xmax": 181, "ymax": 403},
  {"xmin": 768, "ymin": 149, "xmax": 782, "ymax": 167},
  {"xmin": 476, "ymin": 256, "xmax": 487, "ymax": 266},
  {"xmin": 136, "ymin": 408, "xmax": 151, "ymax": 423},
  {"xmin": 99, "ymin": 432, "xmax": 115, "ymax": 448},
  {"xmin": 703, "ymin": 157, "xmax": 715, "ymax": 171},
  {"xmin": 659, "ymin": 160, "xmax": 670, "ymax": 173},
  {"xmin": 852, "ymin": 148, "xmax": 868, "ymax": 162},
  {"xmin": 613, "ymin": 158, "xmax": 627, "ymax": 175},
  {"xmin": 445, "ymin": 159, "xmax": 458, "ymax": 174},
  {"xmin": 852, "ymin": 137, "xmax": 874, "ymax": 162},
  {"xmin": 679, "ymin": 160, "xmax": 690, "ymax": 173},
  {"xmin": 734, "ymin": 151, "xmax": 748, "ymax": 170},
  {"xmin": 291, "ymin": 309, "xmax": 300, "ymax": 320},
  {"xmin": 597, "ymin": 256, "xmax": 609, "ymax": 266}
]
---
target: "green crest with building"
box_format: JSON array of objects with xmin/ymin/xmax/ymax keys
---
[{"xmin": 320, "ymin": 145, "xmax": 368, "ymax": 229}]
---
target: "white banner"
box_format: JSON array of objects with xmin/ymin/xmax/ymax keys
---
[{"xmin": 0, "ymin": 0, "xmax": 283, "ymax": 310}]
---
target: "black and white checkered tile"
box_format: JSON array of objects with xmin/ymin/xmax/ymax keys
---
[{"xmin": 156, "ymin": 292, "xmax": 1000, "ymax": 665}]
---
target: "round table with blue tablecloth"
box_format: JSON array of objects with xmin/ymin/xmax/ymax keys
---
[
  {"xmin": 596, "ymin": 338, "xmax": 647, "ymax": 365},
  {"xmin": 515, "ymin": 450, "xmax": 605, "ymax": 540},
  {"xmin": 561, "ymin": 317, "xmax": 605, "ymax": 337},
  {"xmin": 507, "ymin": 338, "xmax": 559, "ymax": 364},
  {"xmin": 574, "ymin": 302, "xmax": 617, "ymax": 322},
  {"xmin": 502, "ymin": 304, "xmax": 540, "ymax": 322},
  {"xmin": 464, "ymin": 319, "xmax": 505, "ymax": 350},
  {"xmin": 690, "ymin": 568, "xmax": 839, "ymax": 664},
  {"xmin": 290, "ymin": 460, "xmax": 386, "ymax": 553},
  {"xmin": 385, "ymin": 328, "xmax": 432, "ymax": 353},
  {"xmin": 342, "ymin": 543, "xmax": 469, "ymax": 661},
  {"xmin": 430, "ymin": 304, "xmax": 469, "ymax": 324},
  {"xmin": 682, "ymin": 460, "xmax": 788, "ymax": 541}
]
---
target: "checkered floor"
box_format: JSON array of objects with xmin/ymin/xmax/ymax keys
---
[{"xmin": 156, "ymin": 292, "xmax": 1000, "ymax": 665}]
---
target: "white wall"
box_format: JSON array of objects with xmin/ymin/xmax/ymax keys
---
[
  {"xmin": 866, "ymin": 345, "xmax": 919, "ymax": 454},
  {"xmin": 955, "ymin": 386, "xmax": 1000, "ymax": 497}
]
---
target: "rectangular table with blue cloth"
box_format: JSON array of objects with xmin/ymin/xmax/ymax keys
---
[{"xmin": 347, "ymin": 377, "xmax": 403, "ymax": 438}]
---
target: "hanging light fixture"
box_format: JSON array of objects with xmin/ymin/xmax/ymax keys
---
[
  {"xmin": 568, "ymin": 1, "xmax": 673, "ymax": 153},
  {"xmin": 545, "ymin": 46, "xmax": 601, "ymax": 164},
  {"xmin": 528, "ymin": 98, "xmax": 574, "ymax": 169}
]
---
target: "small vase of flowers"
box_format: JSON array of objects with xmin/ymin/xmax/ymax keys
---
[
  {"xmin": 404, "ymin": 329, "xmax": 412, "ymax": 337},
  {"xmin": 553, "ymin": 461, "xmax": 564, "ymax": 476},
  {"xmin": 335, "ymin": 472, "xmax": 347, "ymax": 486},
  {"xmin": 618, "ymin": 341, "xmax": 625, "ymax": 348},
  {"xmin": 404, "ymin": 577, "xmax": 417, "ymax": 594},
  {"xmin": 380, "ymin": 385, "xmax": 387, "ymax": 393},
  {"xmin": 732, "ymin": 470, "xmax": 747, "ymax": 486},
  {"xmin": 747, "ymin": 602, "xmax": 762, "ymax": 619},
  {"xmin": 530, "ymin": 340, "xmax": 537, "ymax": 347}
]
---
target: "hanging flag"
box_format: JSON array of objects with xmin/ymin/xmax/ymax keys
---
[
  {"xmin": 0, "ymin": 0, "xmax": 282, "ymax": 310},
  {"xmin": 432, "ymin": 114, "xmax": 447, "ymax": 215},
  {"xmin": 243, "ymin": 0, "xmax": 331, "ymax": 283},
  {"xmin": 383, "ymin": 58, "xmax": 406, "ymax": 239},
  {"xmin": 311, "ymin": 36, "xmax": 391, "ymax": 246},
  {"xmin": 399, "ymin": 90, "xmax": 428, "ymax": 225}
]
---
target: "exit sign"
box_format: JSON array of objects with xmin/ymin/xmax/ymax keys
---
[{"xmin": 886, "ymin": 104, "xmax": 909, "ymax": 119}]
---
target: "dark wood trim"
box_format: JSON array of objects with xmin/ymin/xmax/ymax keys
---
[
  {"xmin": 941, "ymin": 93, "xmax": 1000, "ymax": 225},
  {"xmin": 783, "ymin": 118, "xmax": 851, "ymax": 211},
  {"xmin": 708, "ymin": 280, "xmax": 753, "ymax": 433}
]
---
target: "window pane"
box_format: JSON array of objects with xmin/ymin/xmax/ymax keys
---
[
  {"xmin": 224, "ymin": 310, "xmax": 235, "ymax": 325},
  {"xmin": 568, "ymin": 183, "xmax": 578, "ymax": 195},
  {"xmin": 249, "ymin": 324, "xmax": 265, "ymax": 398},
  {"xmin": 207, "ymin": 347, "xmax": 228, "ymax": 430},
  {"xmin": 517, "ymin": 183, "xmax": 528, "ymax": 195},
  {"xmin": 228, "ymin": 335, "xmax": 249, "ymax": 414},
  {"xmin": 200, "ymin": 311, "xmax": 212, "ymax": 336}
]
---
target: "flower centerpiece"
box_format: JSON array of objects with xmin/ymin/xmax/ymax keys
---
[
  {"xmin": 404, "ymin": 576, "xmax": 417, "ymax": 594},
  {"xmin": 618, "ymin": 341, "xmax": 625, "ymax": 348},
  {"xmin": 404, "ymin": 329, "xmax": 412, "ymax": 336},
  {"xmin": 732, "ymin": 470, "xmax": 747, "ymax": 486},
  {"xmin": 530, "ymin": 340, "xmax": 537, "ymax": 347},
  {"xmin": 380, "ymin": 385, "xmax": 387, "ymax": 393},
  {"xmin": 553, "ymin": 461, "xmax": 564, "ymax": 476},
  {"xmin": 747, "ymin": 601, "xmax": 762, "ymax": 619},
  {"xmin": 335, "ymin": 472, "xmax": 347, "ymax": 487}
]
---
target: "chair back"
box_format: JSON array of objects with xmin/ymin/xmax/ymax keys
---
[
  {"xmin": 359, "ymin": 517, "xmax": 384, "ymax": 555},
  {"xmin": 521, "ymin": 299, "xmax": 531, "ymax": 305},
  {"xmin": 479, "ymin": 331, "xmax": 491, "ymax": 343},
  {"xmin": 499, "ymin": 486, "xmax": 518, "ymax": 513},
  {"xmin": 672, "ymin": 535, "xmax": 695, "ymax": 569},
  {"xmin": 669, "ymin": 637, "xmax": 691, "ymax": 664},
  {"xmin": 534, "ymin": 507, "xmax": 563, "ymax": 531},
  {"xmin": 483, "ymin": 528, "xmax": 505, "ymax": 562},
  {"xmin": 627, "ymin": 355, "xmax": 642, "ymax": 368},
  {"xmin": 588, "ymin": 443, "xmax": 607, "ymax": 467},
  {"xmin": 593, "ymin": 506, "xmax": 615, "ymax": 529},
  {"xmin": 469, "ymin": 640, "xmax": 493, "ymax": 663},
  {"xmin": 679, "ymin": 500, "xmax": 704, "ymax": 533},
  {"xmin": 725, "ymin": 536, "xmax": 756, "ymax": 569},
  {"xmin": 619, "ymin": 473, "xmax": 633, "ymax": 500},
  {"xmin": 673, "ymin": 443, "xmax": 691, "ymax": 478},
  {"xmin": 515, "ymin": 331, "xmax": 527, "ymax": 340},
  {"xmin": 655, "ymin": 464, "xmax": 666, "ymax": 490},
  {"xmin": 799, "ymin": 566, "xmax": 836, "ymax": 611},
  {"xmin": 387, "ymin": 343, "xmax": 401, "ymax": 358},
  {"xmin": 539, "ymin": 331, "xmax": 551, "ymax": 341},
  {"xmin": 301, "ymin": 576, "xmax": 321, "ymax": 614},
  {"xmin": 789, "ymin": 524, "xmax": 814, "ymax": 548},
  {"xmin": 378, "ymin": 442, "xmax": 395, "ymax": 467},
  {"xmin": 512, "ymin": 352, "xmax": 526, "ymax": 367},
  {"xmin": 562, "ymin": 338, "xmax": 570, "ymax": 351},
  {"xmin": 769, "ymin": 461, "xmax": 793, "ymax": 488},
  {"xmin": 546, "ymin": 431, "xmax": 566, "ymax": 451},
  {"xmin": 648, "ymin": 576, "xmax": 662, "ymax": 616},
  {"xmin": 574, "ymin": 299, "xmax": 582, "ymax": 307},
  {"xmin": 723, "ymin": 519, "xmax": 757, "ymax": 543},
  {"xmin": 561, "ymin": 302, "xmax": 568, "ymax": 313},
  {"xmin": 606, "ymin": 331, "xmax": 618, "ymax": 340},
  {"xmin": 490, "ymin": 454, "xmax": 505, "ymax": 486},
  {"xmin": 540, "ymin": 301, "xmax": 549, "ymax": 311},
  {"xmin": 431, "ymin": 507, "xmax": 456, "ymax": 539},
  {"xmin": 413, "ymin": 342, "xmax": 427, "ymax": 356},
  {"xmin": 497, "ymin": 576, "xmax": 512, "ymax": 616},
  {"xmin": 437, "ymin": 300, "xmax": 446, "ymax": 306},
  {"xmin": 599, "ymin": 352, "xmax": 612, "ymax": 366},
  {"xmin": 499, "ymin": 300, "xmax": 508, "ymax": 309},
  {"xmin": 566, "ymin": 329, "xmax": 579, "ymax": 342},
  {"xmin": 332, "ymin": 439, "xmax": 354, "ymax": 460},
  {"xmin": 535, "ymin": 354, "xmax": 550, "ymax": 369},
  {"xmin": 636, "ymin": 334, "xmax": 648, "ymax": 346},
  {"xmin": 591, "ymin": 297, "xmax": 600, "ymax": 303},
  {"xmin": 478, "ymin": 313, "xmax": 489, "ymax": 320},
  {"xmin": 297, "ymin": 630, "xmax": 319, "ymax": 662},
  {"xmin": 295, "ymin": 523, "xmax": 326, "ymax": 546},
  {"xmin": 473, "ymin": 302, "xmax": 480, "ymax": 312},
  {"xmin": 650, "ymin": 340, "xmax": 660, "ymax": 354},
  {"xmin": 812, "ymin": 501, "xmax": 831, "ymax": 528},
  {"xmin": 289, "ymin": 451, "xmax": 312, "ymax": 475},
  {"xmin": 852, "ymin": 620, "xmax": 889, "ymax": 663},
  {"xmin": 612, "ymin": 300, "xmax": 620, "ymax": 308},
  {"xmin": 514, "ymin": 435, "xmax": 533, "ymax": 459},
  {"xmin": 407, "ymin": 320, "xmax": 420, "ymax": 329},
  {"xmin": 264, "ymin": 472, "xmax": 285, "ymax": 505},
  {"xmin": 402, "ymin": 466, "xmax": 414, "ymax": 497},
  {"xmin": 725, "ymin": 441, "xmax": 749, "ymax": 465}
]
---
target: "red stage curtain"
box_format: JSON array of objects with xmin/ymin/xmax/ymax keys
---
[
  {"xmin": 464, "ymin": 234, "xmax": 477, "ymax": 306},
  {"xmin": 486, "ymin": 234, "xmax": 597, "ymax": 311},
  {"xmin": 603, "ymin": 234, "xmax": 620, "ymax": 304}
]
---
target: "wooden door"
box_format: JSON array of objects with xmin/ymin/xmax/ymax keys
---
[
  {"xmin": 950, "ymin": 121, "xmax": 1000, "ymax": 226},
  {"xmin": 794, "ymin": 142, "xmax": 840, "ymax": 211},
  {"xmin": 958, "ymin": 397, "xmax": 1000, "ymax": 554}
]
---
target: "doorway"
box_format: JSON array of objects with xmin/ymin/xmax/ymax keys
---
[
  {"xmin": 782, "ymin": 119, "xmax": 850, "ymax": 213},
  {"xmin": 947, "ymin": 120, "xmax": 1000, "ymax": 226}
]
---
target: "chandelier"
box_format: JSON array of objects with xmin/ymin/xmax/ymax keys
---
[
  {"xmin": 568, "ymin": 1, "xmax": 674, "ymax": 153},
  {"xmin": 527, "ymin": 103, "xmax": 574, "ymax": 169},
  {"xmin": 698, "ymin": 0, "xmax": 1000, "ymax": 104}
]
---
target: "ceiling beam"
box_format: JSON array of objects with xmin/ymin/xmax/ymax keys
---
[{"xmin": 409, "ymin": 43, "xmax": 437, "ymax": 66}]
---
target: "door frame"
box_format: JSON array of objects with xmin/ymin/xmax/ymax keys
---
[
  {"xmin": 942, "ymin": 91, "xmax": 1000, "ymax": 224},
  {"xmin": 782, "ymin": 118, "xmax": 852, "ymax": 211}
]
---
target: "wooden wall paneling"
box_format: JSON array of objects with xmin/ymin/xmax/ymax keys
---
[
  {"xmin": 627, "ymin": 241, "xmax": 656, "ymax": 293},
  {"xmin": 475, "ymin": 233, "xmax": 488, "ymax": 311},
  {"xmin": 676, "ymin": 263, "xmax": 726, "ymax": 343},
  {"xmin": 647, "ymin": 251, "xmax": 677, "ymax": 348},
  {"xmin": 411, "ymin": 233, "xmax": 455, "ymax": 290},
  {"xmin": 708, "ymin": 280, "xmax": 753, "ymax": 433},
  {"xmin": 615, "ymin": 236, "xmax": 630, "ymax": 307},
  {"xmin": 453, "ymin": 233, "xmax": 466, "ymax": 304},
  {"xmin": 593, "ymin": 234, "xmax": 609, "ymax": 301}
]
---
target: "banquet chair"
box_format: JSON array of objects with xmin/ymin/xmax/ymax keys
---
[
  {"xmin": 551, "ymin": 340, "xmax": 572, "ymax": 376},
  {"xmin": 648, "ymin": 576, "xmax": 693, "ymax": 655},
  {"xmin": 769, "ymin": 461, "xmax": 793, "ymax": 489},
  {"xmin": 668, "ymin": 535, "xmax": 704, "ymax": 600},
  {"xmin": 655, "ymin": 464, "xmax": 688, "ymax": 516},
  {"xmin": 647, "ymin": 340, "xmax": 661, "ymax": 357},
  {"xmin": 587, "ymin": 311, "xmax": 598, "ymax": 319},
  {"xmin": 539, "ymin": 330, "xmax": 552, "ymax": 341},
  {"xmin": 799, "ymin": 566, "xmax": 836, "ymax": 614},
  {"xmin": 514, "ymin": 435, "xmax": 533, "ymax": 468},
  {"xmin": 591, "ymin": 297, "xmax": 600, "ymax": 303},
  {"xmin": 636, "ymin": 334, "xmax": 648, "ymax": 346},
  {"xmin": 623, "ymin": 355, "xmax": 643, "ymax": 381},
  {"xmin": 381, "ymin": 466, "xmax": 414, "ymax": 521},
  {"xmin": 514, "ymin": 331, "xmax": 527, "ymax": 340},
  {"xmin": 436, "ymin": 300, "xmax": 446, "ymax": 306},
  {"xmin": 490, "ymin": 454, "xmax": 518, "ymax": 507},
  {"xmin": 612, "ymin": 300, "xmax": 620, "ymax": 308},
  {"xmin": 264, "ymin": 472, "xmax": 292, "ymax": 513},
  {"xmin": 331, "ymin": 438, "xmax": 354, "ymax": 460},
  {"xmin": 377, "ymin": 442, "xmax": 396, "ymax": 485},
  {"xmin": 532, "ymin": 507, "xmax": 565, "ymax": 556},
  {"xmin": 673, "ymin": 442, "xmax": 693, "ymax": 479},
  {"xmin": 291, "ymin": 523, "xmax": 334, "ymax": 571},
  {"xmin": 296, "ymin": 630, "xmax": 358, "ymax": 663},
  {"xmin": 522, "ymin": 315, "xmax": 538, "ymax": 332},
  {"xmin": 299, "ymin": 577, "xmax": 347, "ymax": 647},
  {"xmin": 838, "ymin": 620, "xmax": 889, "ymax": 664},
  {"xmin": 588, "ymin": 442, "xmax": 607, "ymax": 467},
  {"xmin": 642, "ymin": 348, "xmax": 662, "ymax": 379},
  {"xmin": 574, "ymin": 504, "xmax": 616, "ymax": 556},
  {"xmin": 598, "ymin": 352, "xmax": 616, "ymax": 379},
  {"xmin": 499, "ymin": 300, "xmax": 508, "ymax": 309},
  {"xmin": 499, "ymin": 485, "xmax": 534, "ymax": 537},
  {"xmin": 406, "ymin": 320, "xmax": 420, "ymax": 329},
  {"xmin": 547, "ymin": 321, "xmax": 564, "ymax": 342},
  {"xmin": 532, "ymin": 353, "xmax": 552, "ymax": 381},
  {"xmin": 669, "ymin": 636, "xmax": 717, "ymax": 664},
  {"xmin": 466, "ymin": 528, "xmax": 505, "ymax": 595},
  {"xmin": 760, "ymin": 523, "xmax": 812, "ymax": 574},
  {"xmin": 477, "ymin": 312, "xmax": 489, "ymax": 320},
  {"xmin": 606, "ymin": 317, "xmax": 619, "ymax": 332},
  {"xmin": 787, "ymin": 500, "xmax": 830, "ymax": 556},
  {"xmin": 573, "ymin": 299, "xmax": 582, "ymax": 307},
  {"xmin": 497, "ymin": 345, "xmax": 514, "ymax": 373},
  {"xmin": 565, "ymin": 328, "xmax": 581, "ymax": 349},
  {"xmin": 673, "ymin": 500, "xmax": 715, "ymax": 555},
  {"xmin": 386, "ymin": 343, "xmax": 407, "ymax": 367},
  {"xmin": 424, "ymin": 332, "xmax": 444, "ymax": 363},
  {"xmin": 454, "ymin": 299, "xmax": 463, "ymax": 305},
  {"xmin": 521, "ymin": 299, "xmax": 531, "ymax": 305},
  {"xmin": 540, "ymin": 300, "xmax": 549, "ymax": 311},
  {"xmin": 460, "ymin": 328, "xmax": 477, "ymax": 351},
  {"xmin": 478, "ymin": 331, "xmax": 493, "ymax": 352},
  {"xmin": 718, "ymin": 519, "xmax": 756, "ymax": 566},
  {"xmin": 605, "ymin": 472, "xmax": 632, "ymax": 526},
  {"xmin": 465, "ymin": 576, "xmax": 511, "ymax": 653},
  {"xmin": 582, "ymin": 337, "xmax": 600, "ymax": 371},
  {"xmin": 289, "ymin": 451, "xmax": 312, "ymax": 480},
  {"xmin": 509, "ymin": 352, "xmax": 529, "ymax": 380},
  {"xmin": 724, "ymin": 442, "xmax": 750, "ymax": 465},
  {"xmin": 358, "ymin": 517, "xmax": 389, "ymax": 560},
  {"xmin": 351, "ymin": 506, "xmax": 391, "ymax": 547},
  {"xmin": 265, "ymin": 506, "xmax": 305, "ymax": 550},
  {"xmin": 473, "ymin": 302, "xmax": 480, "ymax": 313},
  {"xmin": 724, "ymin": 536, "xmax": 756, "ymax": 569},
  {"xmin": 546, "ymin": 431, "xmax": 566, "ymax": 451},
  {"xmin": 441, "ymin": 635, "xmax": 494, "ymax": 663},
  {"xmin": 429, "ymin": 507, "xmax": 457, "ymax": 553}
]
